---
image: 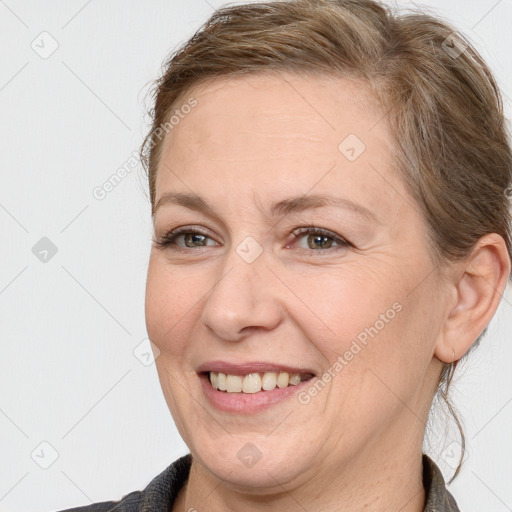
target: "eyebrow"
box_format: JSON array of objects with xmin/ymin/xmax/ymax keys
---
[{"xmin": 154, "ymin": 192, "xmax": 380, "ymax": 224}]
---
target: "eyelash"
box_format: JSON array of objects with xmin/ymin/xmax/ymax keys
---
[{"xmin": 153, "ymin": 226, "xmax": 352, "ymax": 254}]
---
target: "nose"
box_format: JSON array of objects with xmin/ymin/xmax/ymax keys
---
[{"xmin": 200, "ymin": 248, "xmax": 283, "ymax": 342}]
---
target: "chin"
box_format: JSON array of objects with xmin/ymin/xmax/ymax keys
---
[{"xmin": 190, "ymin": 434, "xmax": 317, "ymax": 492}]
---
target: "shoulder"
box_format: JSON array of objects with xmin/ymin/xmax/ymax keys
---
[{"xmin": 54, "ymin": 453, "xmax": 192, "ymax": 512}]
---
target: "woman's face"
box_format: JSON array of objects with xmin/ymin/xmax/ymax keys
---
[{"xmin": 145, "ymin": 73, "xmax": 449, "ymax": 490}]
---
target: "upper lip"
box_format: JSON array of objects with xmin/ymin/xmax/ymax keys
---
[{"xmin": 197, "ymin": 360, "xmax": 316, "ymax": 376}]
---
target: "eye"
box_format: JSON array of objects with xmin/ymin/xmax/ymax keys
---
[
  {"xmin": 153, "ymin": 226, "xmax": 218, "ymax": 250},
  {"xmin": 289, "ymin": 227, "xmax": 351, "ymax": 252},
  {"xmin": 154, "ymin": 225, "xmax": 352, "ymax": 254}
]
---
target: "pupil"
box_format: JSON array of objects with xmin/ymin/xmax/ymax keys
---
[
  {"xmin": 185, "ymin": 233, "xmax": 206, "ymax": 247},
  {"xmin": 309, "ymin": 234, "xmax": 331, "ymax": 249}
]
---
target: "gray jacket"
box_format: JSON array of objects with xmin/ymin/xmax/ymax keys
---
[{"xmin": 56, "ymin": 453, "xmax": 459, "ymax": 511}]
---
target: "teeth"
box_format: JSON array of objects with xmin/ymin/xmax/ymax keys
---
[
  {"xmin": 289, "ymin": 374, "xmax": 301, "ymax": 385},
  {"xmin": 242, "ymin": 373, "xmax": 261, "ymax": 393},
  {"xmin": 226, "ymin": 374, "xmax": 242, "ymax": 392},
  {"xmin": 217, "ymin": 372, "xmax": 227, "ymax": 391},
  {"xmin": 277, "ymin": 371, "xmax": 289, "ymax": 388},
  {"xmin": 208, "ymin": 371, "xmax": 310, "ymax": 393},
  {"xmin": 261, "ymin": 371, "xmax": 277, "ymax": 390}
]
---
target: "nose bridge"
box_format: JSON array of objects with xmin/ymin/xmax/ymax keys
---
[{"xmin": 201, "ymin": 237, "xmax": 281, "ymax": 341}]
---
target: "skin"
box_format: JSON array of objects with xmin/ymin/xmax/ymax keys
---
[{"xmin": 144, "ymin": 72, "xmax": 510, "ymax": 511}]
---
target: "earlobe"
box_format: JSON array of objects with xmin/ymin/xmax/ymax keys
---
[{"xmin": 434, "ymin": 233, "xmax": 511, "ymax": 363}]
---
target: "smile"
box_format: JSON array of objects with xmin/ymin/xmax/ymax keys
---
[{"xmin": 196, "ymin": 361, "xmax": 317, "ymax": 413}]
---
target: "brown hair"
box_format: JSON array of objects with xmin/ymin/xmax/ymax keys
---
[{"xmin": 141, "ymin": 0, "xmax": 512, "ymax": 480}]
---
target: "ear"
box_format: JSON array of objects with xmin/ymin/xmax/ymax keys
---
[{"xmin": 435, "ymin": 233, "xmax": 511, "ymax": 363}]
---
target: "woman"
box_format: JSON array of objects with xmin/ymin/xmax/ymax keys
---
[{"xmin": 59, "ymin": 0, "xmax": 511, "ymax": 510}]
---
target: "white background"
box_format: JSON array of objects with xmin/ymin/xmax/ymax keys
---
[{"xmin": 0, "ymin": 1, "xmax": 511, "ymax": 510}]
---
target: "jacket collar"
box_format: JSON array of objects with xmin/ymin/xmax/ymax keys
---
[{"xmin": 422, "ymin": 454, "xmax": 460, "ymax": 511}]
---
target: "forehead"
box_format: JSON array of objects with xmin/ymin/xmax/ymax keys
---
[
  {"xmin": 168, "ymin": 72, "xmax": 387, "ymax": 151},
  {"xmin": 156, "ymin": 72, "xmax": 404, "ymax": 220}
]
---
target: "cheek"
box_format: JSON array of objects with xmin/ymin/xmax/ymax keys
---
[
  {"xmin": 285, "ymin": 263, "xmax": 404, "ymax": 356},
  {"xmin": 287, "ymin": 262, "xmax": 431, "ymax": 397},
  {"xmin": 144, "ymin": 254, "xmax": 206, "ymax": 354}
]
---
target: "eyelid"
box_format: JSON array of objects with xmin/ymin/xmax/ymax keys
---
[
  {"xmin": 153, "ymin": 225, "xmax": 220, "ymax": 250},
  {"xmin": 292, "ymin": 226, "xmax": 348, "ymax": 240},
  {"xmin": 289, "ymin": 226, "xmax": 352, "ymax": 248}
]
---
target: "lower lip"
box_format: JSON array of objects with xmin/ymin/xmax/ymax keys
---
[{"xmin": 199, "ymin": 373, "xmax": 315, "ymax": 414}]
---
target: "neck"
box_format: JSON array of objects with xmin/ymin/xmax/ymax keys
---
[{"xmin": 174, "ymin": 434, "xmax": 426, "ymax": 512}]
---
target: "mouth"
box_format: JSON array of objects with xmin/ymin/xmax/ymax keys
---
[
  {"xmin": 202, "ymin": 370, "xmax": 315, "ymax": 393},
  {"xmin": 196, "ymin": 361, "xmax": 317, "ymax": 413}
]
